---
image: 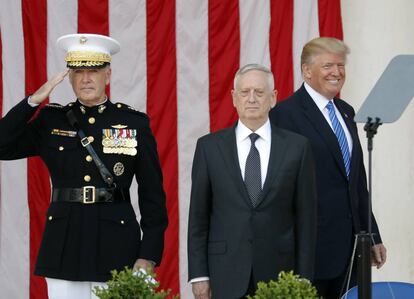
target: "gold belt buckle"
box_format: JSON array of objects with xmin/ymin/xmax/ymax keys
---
[{"xmin": 83, "ymin": 186, "xmax": 96, "ymax": 204}]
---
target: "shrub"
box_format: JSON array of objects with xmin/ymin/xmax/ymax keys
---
[
  {"xmin": 93, "ymin": 267, "xmax": 177, "ymax": 299},
  {"xmin": 247, "ymin": 271, "xmax": 321, "ymax": 299}
]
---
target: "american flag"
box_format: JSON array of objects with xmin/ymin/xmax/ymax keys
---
[{"xmin": 0, "ymin": 0, "xmax": 342, "ymax": 298}]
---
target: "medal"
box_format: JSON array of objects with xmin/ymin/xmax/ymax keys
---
[{"xmin": 113, "ymin": 162, "xmax": 125, "ymax": 176}]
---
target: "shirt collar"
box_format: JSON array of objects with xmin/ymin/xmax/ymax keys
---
[
  {"xmin": 304, "ymin": 82, "xmax": 333, "ymax": 111},
  {"xmin": 236, "ymin": 119, "xmax": 271, "ymax": 143}
]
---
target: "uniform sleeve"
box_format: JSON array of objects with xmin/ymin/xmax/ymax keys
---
[
  {"xmin": 0, "ymin": 97, "xmax": 40, "ymax": 159},
  {"xmin": 134, "ymin": 123, "xmax": 168, "ymax": 266},
  {"xmin": 294, "ymin": 140, "xmax": 317, "ymax": 280}
]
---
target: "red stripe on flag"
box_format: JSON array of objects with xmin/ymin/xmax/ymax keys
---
[
  {"xmin": 146, "ymin": 0, "xmax": 180, "ymax": 296},
  {"xmin": 317, "ymin": 0, "xmax": 343, "ymax": 39},
  {"xmin": 78, "ymin": 0, "xmax": 109, "ymax": 35},
  {"xmin": 208, "ymin": 0, "xmax": 240, "ymax": 132},
  {"xmin": 78, "ymin": 0, "xmax": 110, "ymax": 96},
  {"xmin": 269, "ymin": 0, "xmax": 294, "ymax": 101},
  {"xmin": 22, "ymin": 1, "xmax": 50, "ymax": 298}
]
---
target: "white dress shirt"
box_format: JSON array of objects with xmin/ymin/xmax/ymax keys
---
[
  {"xmin": 236, "ymin": 119, "xmax": 271, "ymax": 187},
  {"xmin": 304, "ymin": 82, "xmax": 353, "ymax": 153}
]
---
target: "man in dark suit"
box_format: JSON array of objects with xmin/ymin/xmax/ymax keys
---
[
  {"xmin": 0, "ymin": 34, "xmax": 168, "ymax": 298},
  {"xmin": 188, "ymin": 64, "xmax": 317, "ymax": 299},
  {"xmin": 269, "ymin": 37, "xmax": 387, "ymax": 299}
]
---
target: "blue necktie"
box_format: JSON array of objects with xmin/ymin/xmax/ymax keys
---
[
  {"xmin": 326, "ymin": 101, "xmax": 351, "ymax": 177},
  {"xmin": 245, "ymin": 133, "xmax": 262, "ymax": 207}
]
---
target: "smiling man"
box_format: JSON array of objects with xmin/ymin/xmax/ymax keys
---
[
  {"xmin": 0, "ymin": 34, "xmax": 168, "ymax": 299},
  {"xmin": 188, "ymin": 64, "xmax": 317, "ymax": 299},
  {"xmin": 269, "ymin": 37, "xmax": 387, "ymax": 299}
]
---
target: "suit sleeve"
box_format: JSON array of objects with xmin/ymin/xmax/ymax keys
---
[
  {"xmin": 0, "ymin": 97, "xmax": 40, "ymax": 159},
  {"xmin": 294, "ymin": 140, "xmax": 317, "ymax": 280},
  {"xmin": 187, "ymin": 138, "xmax": 212, "ymax": 280},
  {"xmin": 135, "ymin": 122, "xmax": 168, "ymax": 266}
]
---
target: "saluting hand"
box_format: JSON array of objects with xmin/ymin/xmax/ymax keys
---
[{"xmin": 30, "ymin": 69, "xmax": 69, "ymax": 104}]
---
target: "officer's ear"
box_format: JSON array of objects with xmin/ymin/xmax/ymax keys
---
[
  {"xmin": 68, "ymin": 69, "xmax": 74, "ymax": 85},
  {"xmin": 105, "ymin": 67, "xmax": 111, "ymax": 85}
]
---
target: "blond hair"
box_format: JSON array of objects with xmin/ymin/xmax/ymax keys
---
[{"xmin": 301, "ymin": 37, "xmax": 350, "ymax": 66}]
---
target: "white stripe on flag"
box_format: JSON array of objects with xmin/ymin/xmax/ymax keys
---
[
  {"xmin": 109, "ymin": 0, "xmax": 148, "ymax": 214},
  {"xmin": 292, "ymin": 0, "xmax": 319, "ymax": 90},
  {"xmin": 0, "ymin": 1, "xmax": 29, "ymax": 298},
  {"xmin": 176, "ymin": 0, "xmax": 210, "ymax": 297},
  {"xmin": 239, "ymin": 0, "xmax": 271, "ymax": 68},
  {"xmin": 109, "ymin": 0, "xmax": 148, "ymax": 113}
]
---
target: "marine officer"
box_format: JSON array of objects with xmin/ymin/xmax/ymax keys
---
[{"xmin": 0, "ymin": 33, "xmax": 168, "ymax": 299}]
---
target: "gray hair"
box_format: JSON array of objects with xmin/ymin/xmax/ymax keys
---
[{"xmin": 233, "ymin": 63, "xmax": 275, "ymax": 90}]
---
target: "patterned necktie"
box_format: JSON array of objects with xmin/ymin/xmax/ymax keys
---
[
  {"xmin": 326, "ymin": 101, "xmax": 351, "ymax": 177},
  {"xmin": 244, "ymin": 133, "xmax": 262, "ymax": 207}
]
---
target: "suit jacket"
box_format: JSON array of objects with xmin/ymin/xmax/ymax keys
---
[
  {"xmin": 269, "ymin": 85, "xmax": 382, "ymax": 280},
  {"xmin": 187, "ymin": 122, "xmax": 317, "ymax": 299},
  {"xmin": 0, "ymin": 98, "xmax": 168, "ymax": 281}
]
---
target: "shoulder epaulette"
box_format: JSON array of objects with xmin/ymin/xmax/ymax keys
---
[
  {"xmin": 45, "ymin": 103, "xmax": 63, "ymax": 109},
  {"xmin": 44, "ymin": 102, "xmax": 75, "ymax": 111},
  {"xmin": 115, "ymin": 102, "xmax": 148, "ymax": 119}
]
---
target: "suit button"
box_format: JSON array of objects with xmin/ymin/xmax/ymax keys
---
[
  {"xmin": 88, "ymin": 117, "xmax": 96, "ymax": 124},
  {"xmin": 120, "ymin": 220, "xmax": 125, "ymax": 225},
  {"xmin": 85, "ymin": 155, "xmax": 92, "ymax": 162},
  {"xmin": 248, "ymin": 238, "xmax": 253, "ymax": 244},
  {"xmin": 84, "ymin": 175, "xmax": 91, "ymax": 182},
  {"xmin": 88, "ymin": 136, "xmax": 94, "ymax": 143},
  {"xmin": 48, "ymin": 216, "xmax": 53, "ymax": 221},
  {"xmin": 58, "ymin": 146, "xmax": 64, "ymax": 151}
]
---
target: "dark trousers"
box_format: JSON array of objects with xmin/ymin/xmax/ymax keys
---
[
  {"xmin": 314, "ymin": 268, "xmax": 356, "ymax": 299},
  {"xmin": 241, "ymin": 270, "xmax": 256, "ymax": 298}
]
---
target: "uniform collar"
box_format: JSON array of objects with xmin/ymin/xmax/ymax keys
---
[{"xmin": 76, "ymin": 97, "xmax": 110, "ymax": 114}]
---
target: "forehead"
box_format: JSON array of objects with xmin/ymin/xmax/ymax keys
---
[
  {"xmin": 236, "ymin": 70, "xmax": 269, "ymax": 89},
  {"xmin": 70, "ymin": 67, "xmax": 108, "ymax": 74},
  {"xmin": 312, "ymin": 52, "xmax": 346, "ymax": 64}
]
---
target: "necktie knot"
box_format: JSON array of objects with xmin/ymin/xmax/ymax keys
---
[
  {"xmin": 249, "ymin": 133, "xmax": 260, "ymax": 144},
  {"xmin": 326, "ymin": 100, "xmax": 334, "ymax": 112}
]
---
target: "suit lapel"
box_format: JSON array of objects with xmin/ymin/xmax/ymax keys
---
[
  {"xmin": 216, "ymin": 126, "xmax": 252, "ymax": 206},
  {"xmin": 298, "ymin": 86, "xmax": 348, "ymax": 179},
  {"xmin": 257, "ymin": 126, "xmax": 289, "ymax": 206}
]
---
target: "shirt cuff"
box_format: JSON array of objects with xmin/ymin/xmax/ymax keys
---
[
  {"xmin": 27, "ymin": 96, "xmax": 39, "ymax": 107},
  {"xmin": 190, "ymin": 277, "xmax": 210, "ymax": 283}
]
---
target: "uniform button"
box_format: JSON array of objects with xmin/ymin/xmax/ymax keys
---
[
  {"xmin": 85, "ymin": 155, "xmax": 93, "ymax": 162},
  {"xmin": 84, "ymin": 175, "xmax": 91, "ymax": 182},
  {"xmin": 87, "ymin": 136, "xmax": 94, "ymax": 143},
  {"xmin": 88, "ymin": 117, "xmax": 95, "ymax": 124},
  {"xmin": 120, "ymin": 220, "xmax": 125, "ymax": 225},
  {"xmin": 117, "ymin": 103, "xmax": 122, "ymax": 108},
  {"xmin": 59, "ymin": 146, "xmax": 64, "ymax": 151},
  {"xmin": 48, "ymin": 216, "xmax": 53, "ymax": 221}
]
